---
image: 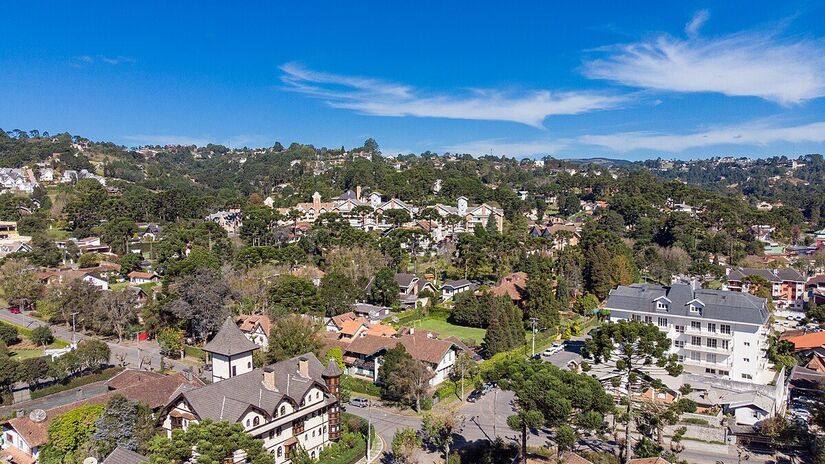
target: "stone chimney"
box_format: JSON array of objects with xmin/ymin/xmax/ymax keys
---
[
  {"xmin": 356, "ymin": 185, "xmax": 362, "ymax": 200},
  {"xmin": 262, "ymin": 367, "xmax": 278, "ymax": 391},
  {"xmin": 298, "ymin": 357, "xmax": 309, "ymax": 378}
]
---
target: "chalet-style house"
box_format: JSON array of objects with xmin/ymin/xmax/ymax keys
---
[
  {"xmin": 203, "ymin": 317, "xmax": 261, "ymax": 383},
  {"xmin": 235, "ymin": 314, "xmax": 273, "ymax": 350},
  {"xmin": 128, "ymin": 271, "xmax": 159, "ymax": 285},
  {"xmin": 441, "ymin": 279, "xmax": 473, "ymax": 301},
  {"xmin": 490, "ymin": 271, "xmax": 528, "ymax": 305},
  {"xmin": 342, "ymin": 329, "xmax": 466, "ymax": 386},
  {"xmin": 724, "ymin": 267, "xmax": 805, "ymax": 310},
  {"xmin": 37, "ymin": 268, "xmax": 109, "ymax": 290},
  {"xmin": 159, "ymin": 349, "xmax": 343, "ymax": 464}
]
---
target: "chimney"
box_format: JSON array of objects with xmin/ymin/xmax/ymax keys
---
[
  {"xmin": 262, "ymin": 367, "xmax": 278, "ymax": 391},
  {"xmin": 298, "ymin": 357, "xmax": 309, "ymax": 378},
  {"xmin": 356, "ymin": 185, "xmax": 362, "ymax": 200}
]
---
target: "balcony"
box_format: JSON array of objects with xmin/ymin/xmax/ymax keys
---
[
  {"xmin": 683, "ymin": 327, "xmax": 733, "ymax": 338},
  {"xmin": 683, "ymin": 357, "xmax": 733, "ymax": 368},
  {"xmin": 682, "ymin": 344, "xmax": 732, "ymax": 355}
]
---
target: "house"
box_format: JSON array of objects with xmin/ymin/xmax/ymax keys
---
[
  {"xmin": 489, "ymin": 272, "xmax": 528, "ymax": 305},
  {"xmin": 127, "ymin": 271, "xmax": 159, "ymax": 285},
  {"xmin": 101, "ymin": 447, "xmax": 148, "ymax": 464},
  {"xmin": 37, "ymin": 269, "xmax": 109, "ymax": 291},
  {"xmin": 725, "ymin": 267, "xmax": 806, "ymax": 310},
  {"xmin": 342, "ymin": 330, "xmax": 466, "ymax": 386},
  {"xmin": 158, "ymin": 354, "xmax": 343, "ymax": 463},
  {"xmin": 723, "ymin": 391, "xmax": 779, "ymax": 426},
  {"xmin": 605, "ymin": 282, "xmax": 773, "ymax": 384},
  {"xmin": 206, "ymin": 209, "xmax": 243, "ymax": 235},
  {"xmin": 434, "ymin": 196, "xmax": 504, "ymax": 233},
  {"xmin": 784, "ymin": 331, "xmax": 825, "ymax": 356},
  {"xmin": 807, "ymin": 275, "xmax": 825, "ymax": 293},
  {"xmin": 352, "ymin": 303, "xmax": 394, "ymax": 323},
  {"xmin": 441, "ymin": 279, "xmax": 473, "ymax": 301},
  {"xmin": 275, "ymin": 192, "xmax": 334, "ymax": 223},
  {"xmin": 235, "ymin": 314, "xmax": 273, "ymax": 350},
  {"xmin": 395, "ymin": 273, "xmax": 419, "ymax": 297},
  {"xmin": 1, "ymin": 370, "xmax": 199, "ymax": 463},
  {"xmin": 326, "ymin": 312, "xmax": 360, "ymax": 333},
  {"xmin": 0, "ymin": 241, "xmax": 32, "ymax": 257},
  {"xmin": 125, "ymin": 286, "xmax": 149, "ymax": 307},
  {"xmin": 37, "ymin": 168, "xmax": 54, "ymax": 183},
  {"xmin": 203, "ymin": 317, "xmax": 261, "ymax": 383}
]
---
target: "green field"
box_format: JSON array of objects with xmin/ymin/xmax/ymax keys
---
[
  {"xmin": 409, "ymin": 317, "xmax": 486, "ymax": 344},
  {"xmin": 2, "ymin": 321, "xmax": 70, "ymax": 360}
]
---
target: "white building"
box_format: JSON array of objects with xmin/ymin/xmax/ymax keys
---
[
  {"xmin": 159, "ymin": 342, "xmax": 343, "ymax": 463},
  {"xmin": 605, "ymin": 282, "xmax": 774, "ymax": 385}
]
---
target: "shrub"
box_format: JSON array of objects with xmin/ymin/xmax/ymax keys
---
[
  {"xmin": 29, "ymin": 326, "xmax": 54, "ymax": 348},
  {"xmin": 157, "ymin": 328, "xmax": 183, "ymax": 358},
  {"xmin": 0, "ymin": 324, "xmax": 19, "ymax": 345},
  {"xmin": 681, "ymin": 417, "xmax": 709, "ymax": 426},
  {"xmin": 341, "ymin": 375, "xmax": 381, "ymax": 397}
]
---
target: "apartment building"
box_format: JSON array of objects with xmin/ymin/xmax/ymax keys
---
[
  {"xmin": 724, "ymin": 267, "xmax": 806, "ymax": 310},
  {"xmin": 605, "ymin": 283, "xmax": 773, "ymax": 384}
]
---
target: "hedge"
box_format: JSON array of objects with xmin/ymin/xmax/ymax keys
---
[
  {"xmin": 31, "ymin": 367, "xmax": 123, "ymax": 399},
  {"xmin": 341, "ymin": 375, "xmax": 382, "ymax": 397}
]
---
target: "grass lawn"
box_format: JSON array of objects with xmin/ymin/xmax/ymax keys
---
[
  {"xmin": 2, "ymin": 321, "xmax": 70, "ymax": 360},
  {"xmin": 411, "ymin": 317, "xmax": 486, "ymax": 344}
]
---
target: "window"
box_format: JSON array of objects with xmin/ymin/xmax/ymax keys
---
[
  {"xmin": 675, "ymin": 325, "xmax": 685, "ymax": 333},
  {"xmin": 690, "ymin": 351, "xmax": 701, "ymax": 361},
  {"xmin": 277, "ymin": 447, "xmax": 282, "ymax": 457},
  {"xmin": 720, "ymin": 370, "xmax": 729, "ymax": 376},
  {"xmin": 678, "ymin": 355, "xmax": 685, "ymax": 362},
  {"xmin": 657, "ymin": 317, "xmax": 668, "ymax": 327},
  {"xmin": 690, "ymin": 321, "xmax": 701, "ymax": 331},
  {"xmin": 721, "ymin": 340, "xmax": 729, "ymax": 350},
  {"xmin": 632, "ymin": 314, "xmax": 642, "ymax": 322},
  {"xmin": 245, "ymin": 419, "xmax": 250, "ymax": 427},
  {"xmin": 743, "ymin": 358, "xmax": 750, "ymax": 363},
  {"xmin": 707, "ymin": 323, "xmax": 716, "ymax": 333},
  {"xmin": 741, "ymin": 373, "xmax": 753, "ymax": 380},
  {"xmin": 248, "ymin": 361, "xmax": 252, "ymax": 368},
  {"xmin": 720, "ymin": 324, "xmax": 731, "ymax": 335},
  {"xmin": 656, "ymin": 301, "xmax": 668, "ymax": 310},
  {"xmin": 644, "ymin": 316, "xmax": 653, "ymax": 324},
  {"xmin": 324, "ymin": 426, "xmax": 327, "ymax": 433},
  {"xmin": 280, "ymin": 405, "xmax": 286, "ymax": 416},
  {"xmin": 276, "ymin": 427, "xmax": 281, "ymax": 436},
  {"xmin": 269, "ymin": 431, "xmax": 274, "ymax": 439},
  {"xmin": 691, "ymin": 336, "xmax": 701, "ymax": 346},
  {"xmin": 689, "ymin": 304, "xmax": 700, "ymax": 313},
  {"xmin": 706, "ymin": 353, "xmax": 716, "ymax": 363},
  {"xmin": 253, "ymin": 416, "xmax": 260, "ymax": 427},
  {"xmin": 232, "ymin": 366, "xmax": 237, "ymax": 377},
  {"xmin": 705, "ymin": 368, "xmax": 716, "ymax": 374},
  {"xmin": 674, "ymin": 340, "xmax": 685, "ymax": 348},
  {"xmin": 744, "ymin": 342, "xmax": 750, "ymax": 347},
  {"xmin": 707, "ymin": 338, "xmax": 717, "ymax": 348}
]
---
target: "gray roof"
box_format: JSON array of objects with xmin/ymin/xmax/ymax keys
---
[
  {"xmin": 442, "ymin": 279, "xmax": 472, "ymax": 289},
  {"xmin": 102, "ymin": 447, "xmax": 148, "ymax": 464},
  {"xmin": 322, "ymin": 358, "xmax": 343, "ymax": 378},
  {"xmin": 605, "ymin": 283, "xmax": 769, "ymax": 325},
  {"xmin": 727, "ymin": 267, "xmax": 804, "ymax": 283},
  {"xmin": 203, "ymin": 316, "xmax": 260, "ymax": 356},
  {"xmin": 395, "ymin": 273, "xmax": 418, "ymax": 289},
  {"xmin": 177, "ymin": 353, "xmax": 330, "ymax": 423}
]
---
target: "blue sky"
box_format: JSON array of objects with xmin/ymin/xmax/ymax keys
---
[{"xmin": 3, "ymin": 1, "xmax": 825, "ymax": 159}]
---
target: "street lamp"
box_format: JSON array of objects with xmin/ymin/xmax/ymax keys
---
[
  {"xmin": 71, "ymin": 311, "xmax": 79, "ymax": 347},
  {"xmin": 529, "ymin": 318, "xmax": 539, "ymax": 358},
  {"xmin": 366, "ymin": 399, "xmax": 372, "ymax": 462}
]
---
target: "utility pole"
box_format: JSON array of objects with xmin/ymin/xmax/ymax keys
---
[
  {"xmin": 366, "ymin": 399, "xmax": 372, "ymax": 462},
  {"xmin": 529, "ymin": 317, "xmax": 539, "ymax": 357},
  {"xmin": 71, "ymin": 311, "xmax": 79, "ymax": 347}
]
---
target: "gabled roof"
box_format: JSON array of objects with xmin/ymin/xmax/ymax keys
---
[
  {"xmin": 442, "ymin": 279, "xmax": 472, "ymax": 289},
  {"xmin": 605, "ymin": 283, "xmax": 769, "ymax": 325},
  {"xmin": 340, "ymin": 317, "xmax": 368, "ymax": 336},
  {"xmin": 560, "ymin": 451, "xmax": 594, "ymax": 464},
  {"xmin": 727, "ymin": 266, "xmax": 804, "ymax": 283},
  {"xmin": 236, "ymin": 314, "xmax": 272, "ymax": 336},
  {"xmin": 102, "ymin": 447, "xmax": 148, "ymax": 464},
  {"xmin": 203, "ymin": 316, "xmax": 260, "ymax": 356},
  {"xmin": 174, "ymin": 353, "xmax": 329, "ymax": 423},
  {"xmin": 395, "ymin": 273, "xmax": 418, "ymax": 289},
  {"xmin": 786, "ymin": 332, "xmax": 825, "ymax": 351}
]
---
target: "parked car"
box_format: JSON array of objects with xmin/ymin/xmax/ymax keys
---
[
  {"xmin": 7, "ymin": 306, "xmax": 20, "ymax": 314},
  {"xmin": 349, "ymin": 398, "xmax": 369, "ymax": 408},
  {"xmin": 467, "ymin": 390, "xmax": 482, "ymax": 403},
  {"xmin": 543, "ymin": 342, "xmax": 565, "ymax": 357}
]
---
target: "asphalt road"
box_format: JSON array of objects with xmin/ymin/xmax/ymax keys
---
[{"xmin": 0, "ymin": 309, "xmax": 195, "ymax": 373}]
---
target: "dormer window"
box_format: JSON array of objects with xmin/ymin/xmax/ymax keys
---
[
  {"xmin": 689, "ymin": 304, "xmax": 699, "ymax": 313},
  {"xmin": 656, "ymin": 302, "xmax": 668, "ymax": 311}
]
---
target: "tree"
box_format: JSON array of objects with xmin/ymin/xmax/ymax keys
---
[
  {"xmin": 29, "ymin": 325, "xmax": 54, "ymax": 348},
  {"xmin": 363, "ymin": 137, "xmax": 379, "ymax": 153},
  {"xmin": 96, "ymin": 291, "xmax": 138, "ymax": 342},
  {"xmin": 102, "ymin": 217, "xmax": 137, "ymax": 255},
  {"xmin": 93, "ymin": 394, "xmax": 155, "ymax": 457},
  {"xmin": 75, "ymin": 339, "xmax": 110, "ymax": 371},
  {"xmin": 369, "ymin": 268, "xmax": 400, "ymax": 307},
  {"xmin": 582, "ymin": 320, "xmax": 683, "ymax": 464},
  {"xmin": 148, "ymin": 419, "xmax": 275, "ymax": 464},
  {"xmin": 379, "ymin": 344, "xmax": 434, "ymax": 411},
  {"xmin": 383, "ymin": 209, "xmax": 412, "ymax": 228},
  {"xmin": 421, "ymin": 406, "xmax": 462, "ymax": 462},
  {"xmin": 266, "ymin": 315, "xmax": 323, "ymax": 363},
  {"xmin": 524, "ymin": 277, "xmax": 560, "ymax": 329},
  {"xmin": 555, "ymin": 424, "xmax": 578, "ymax": 460},
  {"xmin": 450, "ymin": 351, "xmax": 478, "ymax": 400},
  {"xmin": 167, "ymin": 268, "xmax": 230, "ymax": 342},
  {"xmin": 323, "ymin": 346, "xmax": 345, "ymax": 371},
  {"xmin": 483, "ymin": 298, "xmax": 524, "ymax": 356},
  {"xmin": 55, "ymin": 278, "xmax": 101, "ymax": 328},
  {"xmin": 39, "ymin": 404, "xmax": 105, "ymax": 464},
  {"xmin": 119, "ymin": 252, "xmax": 142, "ymax": 276},
  {"xmin": 77, "ymin": 252, "xmax": 101, "ymax": 269},
  {"xmin": 0, "ymin": 324, "xmax": 19, "ymax": 345},
  {"xmin": 268, "ymin": 275, "xmax": 320, "ymax": 316},
  {"xmin": 391, "ymin": 428, "xmax": 422, "ymax": 464},
  {"xmin": 507, "ymin": 409, "xmax": 544, "ymax": 464},
  {"xmin": 575, "ymin": 293, "xmax": 601, "ymax": 316},
  {"xmin": 318, "ymin": 272, "xmax": 363, "ymax": 316},
  {"xmin": 0, "ymin": 258, "xmax": 42, "ymax": 311},
  {"xmin": 157, "ymin": 327, "xmax": 183, "ymax": 358}
]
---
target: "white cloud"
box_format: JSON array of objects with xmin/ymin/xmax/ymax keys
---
[
  {"xmin": 280, "ymin": 63, "xmax": 625, "ymax": 128},
  {"xmin": 583, "ymin": 27, "xmax": 825, "ymax": 104},
  {"xmin": 441, "ymin": 138, "xmax": 568, "ymax": 157},
  {"xmin": 123, "ymin": 135, "xmax": 212, "ymax": 146},
  {"xmin": 72, "ymin": 55, "xmax": 136, "ymax": 67},
  {"xmin": 685, "ymin": 10, "xmax": 709, "ymax": 37},
  {"xmin": 578, "ymin": 120, "xmax": 825, "ymax": 152}
]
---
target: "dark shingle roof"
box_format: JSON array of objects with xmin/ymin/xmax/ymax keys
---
[
  {"xmin": 102, "ymin": 447, "xmax": 148, "ymax": 464},
  {"xmin": 203, "ymin": 316, "xmax": 260, "ymax": 356},
  {"xmin": 177, "ymin": 353, "xmax": 328, "ymax": 423},
  {"xmin": 395, "ymin": 273, "xmax": 418, "ymax": 289},
  {"xmin": 727, "ymin": 267, "xmax": 804, "ymax": 283},
  {"xmin": 322, "ymin": 358, "xmax": 343, "ymax": 377},
  {"xmin": 605, "ymin": 283, "xmax": 769, "ymax": 325}
]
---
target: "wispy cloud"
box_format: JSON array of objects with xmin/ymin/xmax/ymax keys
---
[
  {"xmin": 280, "ymin": 63, "xmax": 625, "ymax": 128},
  {"xmin": 578, "ymin": 120, "xmax": 825, "ymax": 152},
  {"xmin": 72, "ymin": 55, "xmax": 136, "ymax": 67},
  {"xmin": 123, "ymin": 134, "xmax": 266, "ymax": 148},
  {"xmin": 583, "ymin": 23, "xmax": 825, "ymax": 104},
  {"xmin": 685, "ymin": 10, "xmax": 709, "ymax": 37}
]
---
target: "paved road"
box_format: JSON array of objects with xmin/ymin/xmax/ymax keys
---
[
  {"xmin": 0, "ymin": 309, "xmax": 196, "ymax": 374},
  {"xmin": 347, "ymin": 387, "xmax": 777, "ymax": 464}
]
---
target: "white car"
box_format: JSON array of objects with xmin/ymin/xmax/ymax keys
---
[{"xmin": 543, "ymin": 342, "xmax": 565, "ymax": 357}]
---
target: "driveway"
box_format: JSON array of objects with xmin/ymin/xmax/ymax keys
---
[{"xmin": 542, "ymin": 339, "xmax": 584, "ymax": 369}]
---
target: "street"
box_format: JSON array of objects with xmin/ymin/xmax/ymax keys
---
[{"xmin": 0, "ymin": 309, "xmax": 195, "ymax": 373}]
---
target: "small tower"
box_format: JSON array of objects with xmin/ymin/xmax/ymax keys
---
[
  {"xmin": 322, "ymin": 358, "xmax": 344, "ymax": 441},
  {"xmin": 312, "ymin": 191, "xmax": 322, "ymax": 212},
  {"xmin": 203, "ymin": 316, "xmax": 259, "ymax": 383}
]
